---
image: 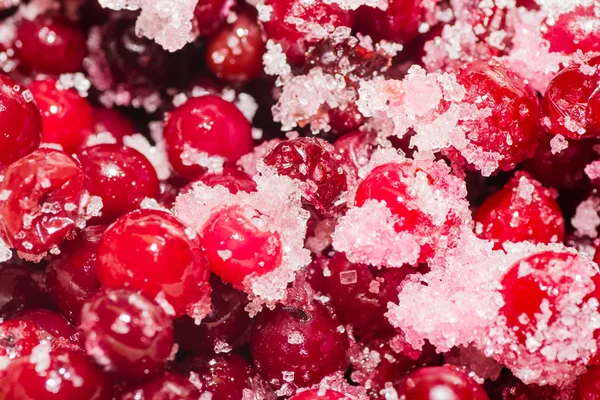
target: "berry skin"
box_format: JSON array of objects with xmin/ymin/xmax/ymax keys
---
[
  {"xmin": 15, "ymin": 309, "xmax": 82, "ymax": 346},
  {"xmin": 0, "ymin": 75, "xmax": 42, "ymax": 170},
  {"xmin": 0, "ymin": 263, "xmax": 49, "ymax": 320},
  {"xmin": 186, "ymin": 167, "xmax": 257, "ymax": 195},
  {"xmin": 290, "ymin": 389, "xmax": 350, "ymax": 400},
  {"xmin": 163, "ymin": 95, "xmax": 253, "ymax": 181},
  {"xmin": 80, "ymin": 288, "xmax": 174, "ymax": 379},
  {"xmin": 395, "ymin": 366, "xmax": 489, "ymax": 400},
  {"xmin": 78, "ymin": 144, "xmax": 160, "ymax": 222},
  {"xmin": 194, "ymin": 0, "xmax": 229, "ymax": 36},
  {"xmin": 543, "ymin": 5, "xmax": 600, "ymax": 55},
  {"xmin": 474, "ymin": 172, "xmax": 564, "ymax": 249},
  {"xmin": 0, "ymin": 149, "xmax": 86, "ymax": 255},
  {"xmin": 96, "ymin": 209, "xmax": 211, "ymax": 318},
  {"xmin": 250, "ymin": 302, "xmax": 349, "ymax": 388},
  {"xmin": 15, "ymin": 15, "xmax": 87, "ymax": 75},
  {"xmin": 576, "ymin": 366, "xmax": 600, "ymax": 400},
  {"xmin": 333, "ymin": 131, "xmax": 376, "ymax": 181},
  {"xmin": 120, "ymin": 371, "xmax": 200, "ymax": 399},
  {"xmin": 0, "ymin": 319, "xmax": 46, "ymax": 360},
  {"xmin": 92, "ymin": 107, "xmax": 136, "ymax": 144}
]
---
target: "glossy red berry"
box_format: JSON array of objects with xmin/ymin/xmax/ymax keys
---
[
  {"xmin": 0, "ymin": 264, "xmax": 49, "ymax": 320},
  {"xmin": 0, "ymin": 319, "xmax": 46, "ymax": 360},
  {"xmin": 15, "ymin": 309, "xmax": 82, "ymax": 346},
  {"xmin": 206, "ymin": 6, "xmax": 265, "ymax": 83},
  {"xmin": 46, "ymin": 226, "xmax": 105, "ymax": 324},
  {"xmin": 576, "ymin": 366, "xmax": 600, "ymax": 399},
  {"xmin": 0, "ymin": 75, "xmax": 42, "ymax": 170},
  {"xmin": 80, "ymin": 288, "xmax": 174, "ymax": 379},
  {"xmin": 188, "ymin": 167, "xmax": 257, "ymax": 194},
  {"xmin": 194, "ymin": 0, "xmax": 229, "ymax": 36},
  {"xmin": 96, "ymin": 209, "xmax": 211, "ymax": 318},
  {"xmin": 544, "ymin": 5, "xmax": 600, "ymax": 55},
  {"xmin": 333, "ymin": 130, "xmax": 376, "ymax": 182},
  {"xmin": 290, "ymin": 389, "xmax": 350, "ymax": 399},
  {"xmin": 263, "ymin": 137, "xmax": 347, "ymax": 215},
  {"xmin": 163, "ymin": 95, "xmax": 253, "ymax": 181},
  {"xmin": 92, "ymin": 107, "xmax": 136, "ymax": 143},
  {"xmin": 120, "ymin": 371, "xmax": 200, "ymax": 399},
  {"xmin": 201, "ymin": 205, "xmax": 283, "ymax": 287},
  {"xmin": 395, "ymin": 366, "xmax": 489, "ymax": 400},
  {"xmin": 474, "ymin": 172, "xmax": 564, "ymax": 249},
  {"xmin": 0, "ymin": 149, "xmax": 86, "ymax": 255},
  {"xmin": 78, "ymin": 144, "xmax": 160, "ymax": 222},
  {"xmin": 262, "ymin": 0, "xmax": 355, "ymax": 64},
  {"xmin": 29, "ymin": 79, "xmax": 95, "ymax": 154},
  {"xmin": 15, "ymin": 15, "xmax": 86, "ymax": 75},
  {"xmin": 250, "ymin": 302, "xmax": 349, "ymax": 387}
]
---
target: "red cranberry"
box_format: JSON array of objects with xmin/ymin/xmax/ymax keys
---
[
  {"xmin": 263, "ymin": 137, "xmax": 348, "ymax": 215},
  {"xmin": 395, "ymin": 366, "xmax": 489, "ymax": 400},
  {"xmin": 250, "ymin": 302, "xmax": 349, "ymax": 387},
  {"xmin": 544, "ymin": 5, "xmax": 600, "ymax": 55},
  {"xmin": 163, "ymin": 95, "xmax": 253, "ymax": 181},
  {"xmin": 15, "ymin": 309, "xmax": 81, "ymax": 346},
  {"xmin": 78, "ymin": 144, "xmax": 160, "ymax": 222},
  {"xmin": 328, "ymin": 103, "xmax": 366, "ymax": 135},
  {"xmin": 174, "ymin": 275, "xmax": 252, "ymax": 353},
  {"xmin": 96, "ymin": 209, "xmax": 211, "ymax": 318},
  {"xmin": 0, "ymin": 263, "xmax": 49, "ymax": 320},
  {"xmin": 0, "ymin": 319, "xmax": 46, "ymax": 360},
  {"xmin": 29, "ymin": 79, "xmax": 95, "ymax": 154},
  {"xmin": 576, "ymin": 366, "xmax": 600, "ymax": 399},
  {"xmin": 542, "ymin": 57, "xmax": 600, "ymax": 139},
  {"xmin": 92, "ymin": 107, "xmax": 136, "ymax": 143},
  {"xmin": 262, "ymin": 0, "xmax": 355, "ymax": 64},
  {"xmin": 454, "ymin": 59, "xmax": 540, "ymax": 171},
  {"xmin": 290, "ymin": 389, "xmax": 350, "ymax": 399},
  {"xmin": 473, "ymin": 172, "xmax": 564, "ymax": 249},
  {"xmin": 46, "ymin": 226, "xmax": 104, "ymax": 324},
  {"xmin": 120, "ymin": 371, "xmax": 200, "ymax": 399},
  {"xmin": 201, "ymin": 205, "xmax": 283, "ymax": 287},
  {"xmin": 186, "ymin": 167, "xmax": 257, "ymax": 194},
  {"xmin": 0, "ymin": 348, "xmax": 110, "ymax": 399},
  {"xmin": 333, "ymin": 131, "xmax": 376, "ymax": 181},
  {"xmin": 206, "ymin": 6, "xmax": 265, "ymax": 83},
  {"xmin": 0, "ymin": 75, "xmax": 42, "ymax": 170},
  {"xmin": 15, "ymin": 15, "xmax": 86, "ymax": 75},
  {"xmin": 0, "ymin": 149, "xmax": 86, "ymax": 255},
  {"xmin": 355, "ymin": 0, "xmax": 433, "ymax": 43},
  {"xmin": 194, "ymin": 0, "xmax": 229, "ymax": 36},
  {"xmin": 80, "ymin": 288, "xmax": 174, "ymax": 379}
]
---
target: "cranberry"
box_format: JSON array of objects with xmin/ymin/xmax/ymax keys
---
[
  {"xmin": 250, "ymin": 302, "xmax": 349, "ymax": 387},
  {"xmin": 0, "ymin": 149, "xmax": 86, "ymax": 255},
  {"xmin": 291, "ymin": 389, "xmax": 352, "ymax": 399},
  {"xmin": 542, "ymin": 57, "xmax": 600, "ymax": 139},
  {"xmin": 15, "ymin": 15, "xmax": 86, "ymax": 75},
  {"xmin": 473, "ymin": 172, "xmax": 564, "ymax": 249},
  {"xmin": 186, "ymin": 167, "xmax": 257, "ymax": 194},
  {"xmin": 0, "ymin": 263, "xmax": 49, "ymax": 320},
  {"xmin": 174, "ymin": 275, "xmax": 252, "ymax": 353},
  {"xmin": 78, "ymin": 144, "xmax": 160, "ymax": 222},
  {"xmin": 194, "ymin": 0, "xmax": 229, "ymax": 36},
  {"xmin": 206, "ymin": 6, "xmax": 265, "ymax": 83},
  {"xmin": 92, "ymin": 107, "xmax": 136, "ymax": 143},
  {"xmin": 576, "ymin": 366, "xmax": 600, "ymax": 399},
  {"xmin": 120, "ymin": 371, "xmax": 200, "ymax": 399},
  {"xmin": 544, "ymin": 5, "xmax": 600, "ymax": 55},
  {"xmin": 355, "ymin": 0, "xmax": 433, "ymax": 43},
  {"xmin": 333, "ymin": 131, "xmax": 376, "ymax": 181},
  {"xmin": 0, "ymin": 348, "xmax": 110, "ymax": 399},
  {"xmin": 454, "ymin": 59, "xmax": 540, "ymax": 171},
  {"xmin": 395, "ymin": 366, "xmax": 489, "ymax": 400},
  {"xmin": 163, "ymin": 95, "xmax": 253, "ymax": 181},
  {"xmin": 96, "ymin": 209, "xmax": 211, "ymax": 317},
  {"xmin": 328, "ymin": 103, "xmax": 366, "ymax": 135},
  {"xmin": 179, "ymin": 353, "xmax": 254, "ymax": 399},
  {"xmin": 15, "ymin": 309, "xmax": 81, "ymax": 346},
  {"xmin": 263, "ymin": 137, "xmax": 347, "ymax": 215},
  {"xmin": 201, "ymin": 205, "xmax": 283, "ymax": 287},
  {"xmin": 80, "ymin": 288, "xmax": 174, "ymax": 379},
  {"xmin": 45, "ymin": 226, "xmax": 104, "ymax": 324},
  {"xmin": 262, "ymin": 0, "xmax": 355, "ymax": 64},
  {"xmin": 29, "ymin": 79, "xmax": 95, "ymax": 154},
  {"xmin": 0, "ymin": 319, "xmax": 46, "ymax": 360}
]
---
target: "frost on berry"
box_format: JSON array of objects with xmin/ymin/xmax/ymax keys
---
[
  {"xmin": 123, "ymin": 129, "xmax": 171, "ymax": 181},
  {"xmin": 571, "ymin": 196, "xmax": 600, "ymax": 239},
  {"xmin": 237, "ymin": 139, "xmax": 281, "ymax": 177}
]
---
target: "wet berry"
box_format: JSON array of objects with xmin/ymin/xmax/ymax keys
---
[
  {"xmin": 395, "ymin": 366, "xmax": 489, "ymax": 400},
  {"xmin": 120, "ymin": 371, "xmax": 200, "ymax": 399}
]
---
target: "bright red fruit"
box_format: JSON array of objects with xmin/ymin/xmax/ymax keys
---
[
  {"xmin": 395, "ymin": 366, "xmax": 489, "ymax": 400},
  {"xmin": 92, "ymin": 107, "xmax": 136, "ymax": 143},
  {"xmin": 120, "ymin": 371, "xmax": 200, "ymax": 399},
  {"xmin": 544, "ymin": 5, "xmax": 600, "ymax": 55},
  {"xmin": 194, "ymin": 0, "xmax": 229, "ymax": 36},
  {"xmin": 290, "ymin": 389, "xmax": 350, "ymax": 400}
]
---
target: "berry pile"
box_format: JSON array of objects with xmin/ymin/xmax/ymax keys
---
[{"xmin": 0, "ymin": 0, "xmax": 597, "ymax": 399}]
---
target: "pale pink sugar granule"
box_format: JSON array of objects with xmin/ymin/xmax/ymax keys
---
[
  {"xmin": 550, "ymin": 134, "xmax": 569, "ymax": 154},
  {"xmin": 305, "ymin": 218, "xmax": 336, "ymax": 256},
  {"xmin": 0, "ymin": 237, "xmax": 11, "ymax": 263},
  {"xmin": 123, "ymin": 131, "xmax": 171, "ymax": 181},
  {"xmin": 237, "ymin": 139, "xmax": 281, "ymax": 177},
  {"xmin": 571, "ymin": 196, "xmax": 600, "ymax": 239},
  {"xmin": 585, "ymin": 160, "xmax": 600, "ymax": 180}
]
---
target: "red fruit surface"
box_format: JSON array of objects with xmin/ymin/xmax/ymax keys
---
[
  {"xmin": 395, "ymin": 366, "xmax": 489, "ymax": 400},
  {"xmin": 120, "ymin": 371, "xmax": 200, "ymax": 399},
  {"xmin": 544, "ymin": 5, "xmax": 600, "ymax": 55}
]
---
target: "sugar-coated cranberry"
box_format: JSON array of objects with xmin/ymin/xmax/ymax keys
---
[
  {"xmin": 163, "ymin": 95, "xmax": 253, "ymax": 180},
  {"xmin": 333, "ymin": 131, "xmax": 376, "ymax": 181},
  {"xmin": 250, "ymin": 302, "xmax": 349, "ymax": 387},
  {"xmin": 544, "ymin": 5, "xmax": 600, "ymax": 55},
  {"xmin": 201, "ymin": 205, "xmax": 283, "ymax": 287},
  {"xmin": 290, "ymin": 389, "xmax": 350, "ymax": 399},
  {"xmin": 454, "ymin": 59, "xmax": 540, "ymax": 171},
  {"xmin": 542, "ymin": 57, "xmax": 600, "ymax": 139},
  {"xmin": 190, "ymin": 167, "xmax": 257, "ymax": 194},
  {"xmin": 174, "ymin": 275, "xmax": 252, "ymax": 353},
  {"xmin": 0, "ymin": 149, "xmax": 86, "ymax": 255},
  {"xmin": 395, "ymin": 366, "xmax": 489, "ymax": 400},
  {"xmin": 0, "ymin": 319, "xmax": 46, "ymax": 359},
  {"xmin": 15, "ymin": 15, "xmax": 86, "ymax": 75},
  {"xmin": 78, "ymin": 144, "xmax": 160, "ymax": 222},
  {"xmin": 92, "ymin": 107, "xmax": 136, "ymax": 143},
  {"xmin": 29, "ymin": 79, "xmax": 95, "ymax": 154},
  {"xmin": 473, "ymin": 172, "xmax": 564, "ymax": 249},
  {"xmin": 0, "ymin": 264, "xmax": 49, "ymax": 320},
  {"xmin": 15, "ymin": 309, "xmax": 82, "ymax": 346},
  {"xmin": 263, "ymin": 137, "xmax": 347, "ymax": 215},
  {"xmin": 0, "ymin": 348, "xmax": 109, "ymax": 399},
  {"xmin": 96, "ymin": 209, "xmax": 211, "ymax": 317},
  {"xmin": 576, "ymin": 366, "xmax": 600, "ymax": 399},
  {"xmin": 0, "ymin": 75, "xmax": 42, "ymax": 170},
  {"xmin": 179, "ymin": 353, "xmax": 254, "ymax": 399},
  {"xmin": 120, "ymin": 371, "xmax": 200, "ymax": 399},
  {"xmin": 80, "ymin": 288, "xmax": 174, "ymax": 379},
  {"xmin": 355, "ymin": 0, "xmax": 433, "ymax": 43},
  {"xmin": 206, "ymin": 6, "xmax": 265, "ymax": 83},
  {"xmin": 194, "ymin": 0, "xmax": 229, "ymax": 36},
  {"xmin": 45, "ymin": 226, "xmax": 105, "ymax": 324},
  {"xmin": 328, "ymin": 103, "xmax": 366, "ymax": 135},
  {"xmin": 262, "ymin": 0, "xmax": 355, "ymax": 64}
]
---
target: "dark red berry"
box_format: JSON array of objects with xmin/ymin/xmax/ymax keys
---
[
  {"xmin": 194, "ymin": 0, "xmax": 229, "ymax": 36},
  {"xmin": 395, "ymin": 366, "xmax": 489, "ymax": 400},
  {"xmin": 120, "ymin": 371, "xmax": 200, "ymax": 399},
  {"xmin": 15, "ymin": 309, "xmax": 82, "ymax": 346},
  {"xmin": 187, "ymin": 167, "xmax": 257, "ymax": 195},
  {"xmin": 92, "ymin": 107, "xmax": 136, "ymax": 143},
  {"xmin": 576, "ymin": 366, "xmax": 600, "ymax": 400},
  {"xmin": 333, "ymin": 130, "xmax": 376, "ymax": 182},
  {"xmin": 0, "ymin": 263, "xmax": 49, "ymax": 320}
]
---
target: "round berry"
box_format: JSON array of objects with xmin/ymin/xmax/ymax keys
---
[
  {"xmin": 395, "ymin": 366, "xmax": 489, "ymax": 400},
  {"xmin": 187, "ymin": 167, "xmax": 257, "ymax": 195},
  {"xmin": 163, "ymin": 95, "xmax": 253, "ymax": 181},
  {"xmin": 290, "ymin": 389, "xmax": 350, "ymax": 399},
  {"xmin": 194, "ymin": 0, "xmax": 229, "ymax": 36},
  {"xmin": 544, "ymin": 5, "xmax": 600, "ymax": 55},
  {"xmin": 0, "ymin": 149, "xmax": 86, "ymax": 255},
  {"xmin": 0, "ymin": 319, "xmax": 46, "ymax": 360},
  {"xmin": 96, "ymin": 209, "xmax": 211, "ymax": 317},
  {"xmin": 0, "ymin": 263, "xmax": 49, "ymax": 320},
  {"xmin": 333, "ymin": 131, "xmax": 376, "ymax": 182},
  {"xmin": 92, "ymin": 107, "xmax": 136, "ymax": 144},
  {"xmin": 15, "ymin": 309, "xmax": 82, "ymax": 346},
  {"xmin": 120, "ymin": 371, "xmax": 200, "ymax": 399}
]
